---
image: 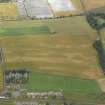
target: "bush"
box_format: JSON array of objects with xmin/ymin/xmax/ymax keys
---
[{"xmin": 93, "ymin": 40, "xmax": 105, "ymax": 74}]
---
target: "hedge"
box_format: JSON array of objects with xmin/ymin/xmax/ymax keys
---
[{"xmin": 93, "ymin": 40, "xmax": 105, "ymax": 74}]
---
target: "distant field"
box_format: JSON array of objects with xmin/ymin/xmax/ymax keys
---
[
  {"xmin": 86, "ymin": 0, "xmax": 105, "ymax": 10},
  {"xmin": 0, "ymin": 0, "xmax": 104, "ymax": 19},
  {"xmin": 0, "ymin": 3, "xmax": 18, "ymax": 20},
  {"xmin": 0, "ymin": 1, "xmax": 104, "ymax": 20},
  {"xmin": 71, "ymin": 0, "xmax": 83, "ymax": 13},
  {"xmin": 71, "ymin": 0, "xmax": 105, "ymax": 14}
]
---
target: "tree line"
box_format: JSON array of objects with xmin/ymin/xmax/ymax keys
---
[{"xmin": 5, "ymin": 70, "xmax": 29, "ymax": 84}]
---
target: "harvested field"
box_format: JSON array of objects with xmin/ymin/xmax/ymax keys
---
[
  {"xmin": 0, "ymin": 3, "xmax": 18, "ymax": 20},
  {"xmin": 85, "ymin": 0, "xmax": 105, "ymax": 10},
  {"xmin": 0, "ymin": 17, "xmax": 103, "ymax": 79},
  {"xmin": 1, "ymin": 35, "xmax": 102, "ymax": 79},
  {"xmin": 71, "ymin": 0, "xmax": 105, "ymax": 14}
]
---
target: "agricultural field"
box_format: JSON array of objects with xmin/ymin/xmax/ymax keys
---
[
  {"xmin": 1, "ymin": 34, "xmax": 102, "ymax": 79},
  {"xmin": 25, "ymin": 71, "xmax": 101, "ymax": 93},
  {"xmin": 0, "ymin": 3, "xmax": 18, "ymax": 20},
  {"xmin": 17, "ymin": 0, "xmax": 92, "ymax": 18},
  {"xmin": 0, "ymin": 17, "xmax": 103, "ymax": 80},
  {"xmin": 0, "ymin": 100, "xmax": 15, "ymax": 105},
  {"xmin": 23, "ymin": 71, "xmax": 103, "ymax": 105},
  {"xmin": 0, "ymin": 0, "xmax": 105, "ymax": 20},
  {"xmin": 85, "ymin": 0, "xmax": 105, "ymax": 10},
  {"xmin": 0, "ymin": 26, "xmax": 50, "ymax": 36},
  {"xmin": 48, "ymin": 0, "xmax": 76, "ymax": 16},
  {"xmin": 0, "ymin": 16, "xmax": 104, "ymax": 97},
  {"xmin": 0, "ymin": 0, "xmax": 105, "ymax": 19},
  {"xmin": 0, "ymin": 1, "xmax": 105, "ymax": 104},
  {"xmin": 71, "ymin": 0, "xmax": 83, "ymax": 14},
  {"xmin": 71, "ymin": 0, "xmax": 105, "ymax": 14}
]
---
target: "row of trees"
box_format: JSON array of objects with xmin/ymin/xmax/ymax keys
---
[
  {"xmin": 86, "ymin": 13, "xmax": 105, "ymax": 30},
  {"xmin": 5, "ymin": 70, "xmax": 29, "ymax": 84},
  {"xmin": 87, "ymin": 12, "xmax": 105, "ymax": 74},
  {"xmin": 93, "ymin": 40, "xmax": 105, "ymax": 74}
]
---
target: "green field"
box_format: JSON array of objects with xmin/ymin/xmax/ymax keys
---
[
  {"xmin": 0, "ymin": 26, "xmax": 50, "ymax": 36},
  {"xmin": 0, "ymin": 100, "xmax": 15, "ymax": 105},
  {"xmin": 25, "ymin": 71, "xmax": 101, "ymax": 93}
]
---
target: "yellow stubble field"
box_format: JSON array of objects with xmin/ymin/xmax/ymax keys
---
[{"xmin": 0, "ymin": 3, "xmax": 18, "ymax": 20}]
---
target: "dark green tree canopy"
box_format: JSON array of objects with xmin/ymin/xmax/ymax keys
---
[{"xmin": 86, "ymin": 13, "xmax": 105, "ymax": 30}]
